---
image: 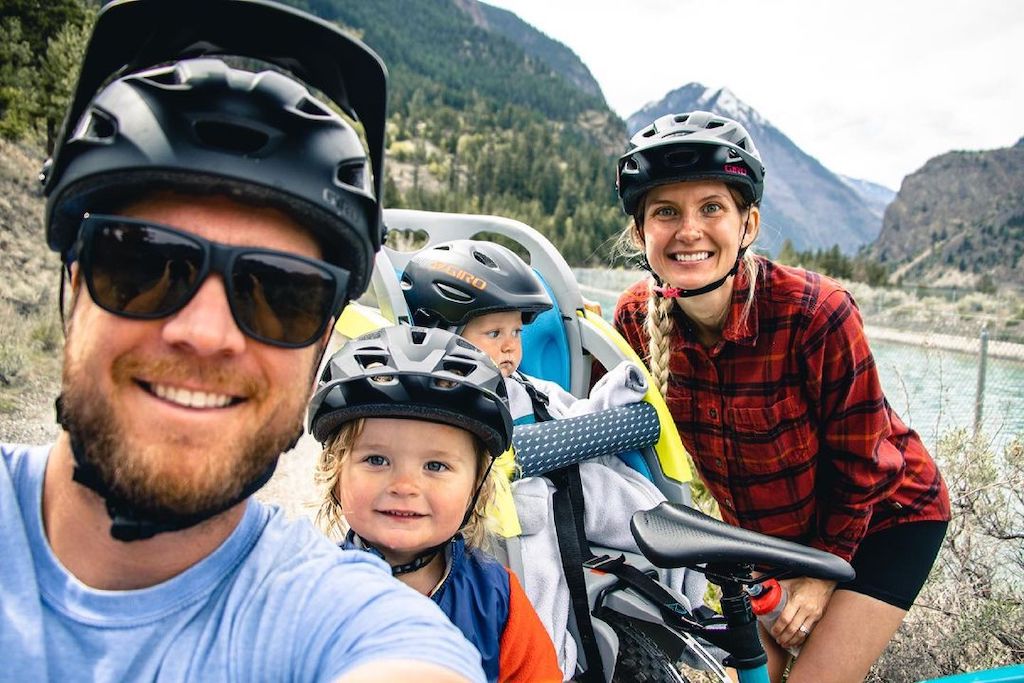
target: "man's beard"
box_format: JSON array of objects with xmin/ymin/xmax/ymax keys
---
[{"xmin": 60, "ymin": 352, "xmax": 307, "ymax": 518}]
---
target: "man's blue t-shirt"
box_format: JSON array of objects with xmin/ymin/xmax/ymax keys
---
[{"xmin": 0, "ymin": 444, "xmax": 485, "ymax": 682}]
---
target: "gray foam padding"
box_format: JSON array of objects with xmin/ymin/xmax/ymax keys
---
[{"xmin": 513, "ymin": 402, "xmax": 661, "ymax": 478}]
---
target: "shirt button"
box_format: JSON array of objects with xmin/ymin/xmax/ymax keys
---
[
  {"xmin": 708, "ymin": 408, "xmax": 718, "ymax": 419},
  {"xmin": 715, "ymin": 458, "xmax": 724, "ymax": 468},
  {"xmin": 722, "ymin": 498, "xmax": 734, "ymax": 510}
]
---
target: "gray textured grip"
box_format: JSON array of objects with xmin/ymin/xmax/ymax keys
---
[{"xmin": 513, "ymin": 402, "xmax": 660, "ymax": 478}]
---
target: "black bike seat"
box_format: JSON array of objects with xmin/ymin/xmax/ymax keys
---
[{"xmin": 631, "ymin": 503, "xmax": 855, "ymax": 582}]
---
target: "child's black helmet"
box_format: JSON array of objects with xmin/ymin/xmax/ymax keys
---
[
  {"xmin": 401, "ymin": 239, "xmax": 553, "ymax": 328},
  {"xmin": 308, "ymin": 326, "xmax": 514, "ymax": 456},
  {"xmin": 617, "ymin": 111, "xmax": 765, "ymax": 216}
]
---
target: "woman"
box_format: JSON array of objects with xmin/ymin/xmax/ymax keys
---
[{"xmin": 612, "ymin": 111, "xmax": 950, "ymax": 682}]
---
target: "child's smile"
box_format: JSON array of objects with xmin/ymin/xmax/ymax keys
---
[{"xmin": 338, "ymin": 418, "xmax": 479, "ymax": 565}]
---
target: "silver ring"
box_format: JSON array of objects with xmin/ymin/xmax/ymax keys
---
[{"xmin": 798, "ymin": 624, "xmax": 811, "ymax": 635}]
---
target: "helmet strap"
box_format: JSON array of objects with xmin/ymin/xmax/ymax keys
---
[
  {"xmin": 348, "ymin": 531, "xmax": 451, "ymax": 576},
  {"xmin": 651, "ymin": 212, "xmax": 751, "ymax": 299},
  {"xmin": 56, "ymin": 395, "xmax": 282, "ymax": 542}
]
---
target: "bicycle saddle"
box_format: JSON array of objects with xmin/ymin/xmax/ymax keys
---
[{"xmin": 632, "ymin": 503, "xmax": 855, "ymax": 582}]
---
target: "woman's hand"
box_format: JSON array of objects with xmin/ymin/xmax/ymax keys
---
[{"xmin": 770, "ymin": 577, "xmax": 837, "ymax": 650}]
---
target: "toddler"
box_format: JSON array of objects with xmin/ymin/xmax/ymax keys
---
[{"xmin": 309, "ymin": 325, "xmax": 562, "ymax": 683}]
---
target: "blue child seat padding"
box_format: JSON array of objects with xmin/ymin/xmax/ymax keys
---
[
  {"xmin": 518, "ymin": 274, "xmax": 653, "ymax": 480},
  {"xmin": 519, "ymin": 274, "xmax": 571, "ymax": 392}
]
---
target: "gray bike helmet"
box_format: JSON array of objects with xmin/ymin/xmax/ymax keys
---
[
  {"xmin": 41, "ymin": 0, "xmax": 389, "ymax": 299},
  {"xmin": 309, "ymin": 325, "xmax": 514, "ymax": 457},
  {"xmin": 617, "ymin": 111, "xmax": 765, "ymax": 217},
  {"xmin": 401, "ymin": 239, "xmax": 553, "ymax": 329}
]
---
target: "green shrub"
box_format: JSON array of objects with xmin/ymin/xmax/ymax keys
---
[{"xmin": 868, "ymin": 432, "xmax": 1024, "ymax": 681}]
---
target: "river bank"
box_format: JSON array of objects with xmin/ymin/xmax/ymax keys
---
[{"xmin": 865, "ymin": 324, "xmax": 1024, "ymax": 361}]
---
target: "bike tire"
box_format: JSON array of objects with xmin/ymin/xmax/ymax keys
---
[{"xmin": 604, "ymin": 613, "xmax": 693, "ymax": 683}]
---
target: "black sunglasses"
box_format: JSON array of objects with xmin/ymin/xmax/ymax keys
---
[{"xmin": 74, "ymin": 214, "xmax": 350, "ymax": 348}]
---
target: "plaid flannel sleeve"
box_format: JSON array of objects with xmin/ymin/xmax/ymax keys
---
[{"xmin": 801, "ymin": 290, "xmax": 907, "ymax": 560}]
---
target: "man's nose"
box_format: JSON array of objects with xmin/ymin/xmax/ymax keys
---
[{"xmin": 161, "ymin": 276, "xmax": 247, "ymax": 356}]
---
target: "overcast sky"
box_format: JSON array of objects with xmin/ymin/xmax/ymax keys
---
[{"xmin": 484, "ymin": 0, "xmax": 1022, "ymax": 190}]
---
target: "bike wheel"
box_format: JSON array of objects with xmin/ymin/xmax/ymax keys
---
[{"xmin": 604, "ymin": 613, "xmax": 692, "ymax": 683}]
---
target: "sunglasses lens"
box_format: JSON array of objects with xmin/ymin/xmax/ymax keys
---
[
  {"xmin": 86, "ymin": 221, "xmax": 202, "ymax": 317},
  {"xmin": 231, "ymin": 253, "xmax": 338, "ymax": 346}
]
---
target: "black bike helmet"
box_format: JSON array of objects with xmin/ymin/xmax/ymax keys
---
[
  {"xmin": 401, "ymin": 239, "xmax": 553, "ymax": 329},
  {"xmin": 617, "ymin": 111, "xmax": 765, "ymax": 217},
  {"xmin": 309, "ymin": 325, "xmax": 514, "ymax": 457},
  {"xmin": 41, "ymin": 0, "xmax": 389, "ymax": 300}
]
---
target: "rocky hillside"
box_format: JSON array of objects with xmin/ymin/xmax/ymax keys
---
[
  {"xmin": 628, "ymin": 83, "xmax": 887, "ymax": 255},
  {"xmin": 459, "ymin": 0, "xmax": 604, "ymax": 101},
  {"xmin": 870, "ymin": 138, "xmax": 1024, "ymax": 292},
  {"xmin": 0, "ymin": 139, "xmax": 54, "ymax": 312}
]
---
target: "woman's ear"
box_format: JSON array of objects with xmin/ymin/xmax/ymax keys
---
[
  {"xmin": 632, "ymin": 218, "xmax": 645, "ymax": 247},
  {"xmin": 741, "ymin": 206, "xmax": 761, "ymax": 247}
]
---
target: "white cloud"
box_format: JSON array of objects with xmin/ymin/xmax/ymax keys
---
[{"xmin": 484, "ymin": 0, "xmax": 1024, "ymax": 189}]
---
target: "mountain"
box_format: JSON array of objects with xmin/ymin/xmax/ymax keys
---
[
  {"xmin": 840, "ymin": 175, "xmax": 896, "ymax": 223},
  {"xmin": 868, "ymin": 138, "xmax": 1024, "ymax": 292},
  {"xmin": 291, "ymin": 0, "xmax": 628, "ymax": 264},
  {"xmin": 627, "ymin": 84, "xmax": 885, "ymax": 255},
  {"xmin": 461, "ymin": 0, "xmax": 604, "ymax": 101}
]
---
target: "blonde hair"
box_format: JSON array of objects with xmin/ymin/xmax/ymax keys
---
[{"xmin": 314, "ymin": 418, "xmax": 499, "ymax": 551}]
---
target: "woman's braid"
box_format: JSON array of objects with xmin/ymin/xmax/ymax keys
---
[{"xmin": 645, "ymin": 282, "xmax": 675, "ymax": 398}]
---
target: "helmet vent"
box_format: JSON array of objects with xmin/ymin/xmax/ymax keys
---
[
  {"xmin": 336, "ymin": 160, "xmax": 367, "ymax": 190},
  {"xmin": 664, "ymin": 149, "xmax": 700, "ymax": 168},
  {"xmin": 193, "ymin": 120, "xmax": 270, "ymax": 155},
  {"xmin": 706, "ymin": 120, "xmax": 724, "ymax": 129},
  {"xmin": 443, "ymin": 360, "xmax": 473, "ymax": 375},
  {"xmin": 410, "ymin": 328, "xmax": 427, "ymax": 345},
  {"xmin": 368, "ymin": 372, "xmax": 397, "ymax": 385},
  {"xmin": 138, "ymin": 68, "xmax": 183, "ymax": 87},
  {"xmin": 354, "ymin": 352, "xmax": 389, "ymax": 369},
  {"xmin": 673, "ymin": 114, "xmax": 689, "ymax": 123},
  {"xmin": 642, "ymin": 128, "xmax": 657, "ymax": 138},
  {"xmin": 435, "ymin": 281, "xmax": 474, "ymax": 304},
  {"xmin": 295, "ymin": 96, "xmax": 332, "ymax": 118},
  {"xmin": 472, "ymin": 250, "xmax": 498, "ymax": 269},
  {"xmin": 78, "ymin": 109, "xmax": 116, "ymax": 142}
]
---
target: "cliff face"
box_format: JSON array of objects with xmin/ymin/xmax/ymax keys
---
[{"xmin": 870, "ymin": 139, "xmax": 1024, "ymax": 291}]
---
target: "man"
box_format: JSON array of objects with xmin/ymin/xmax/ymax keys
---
[{"xmin": 0, "ymin": 1, "xmax": 484, "ymax": 681}]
